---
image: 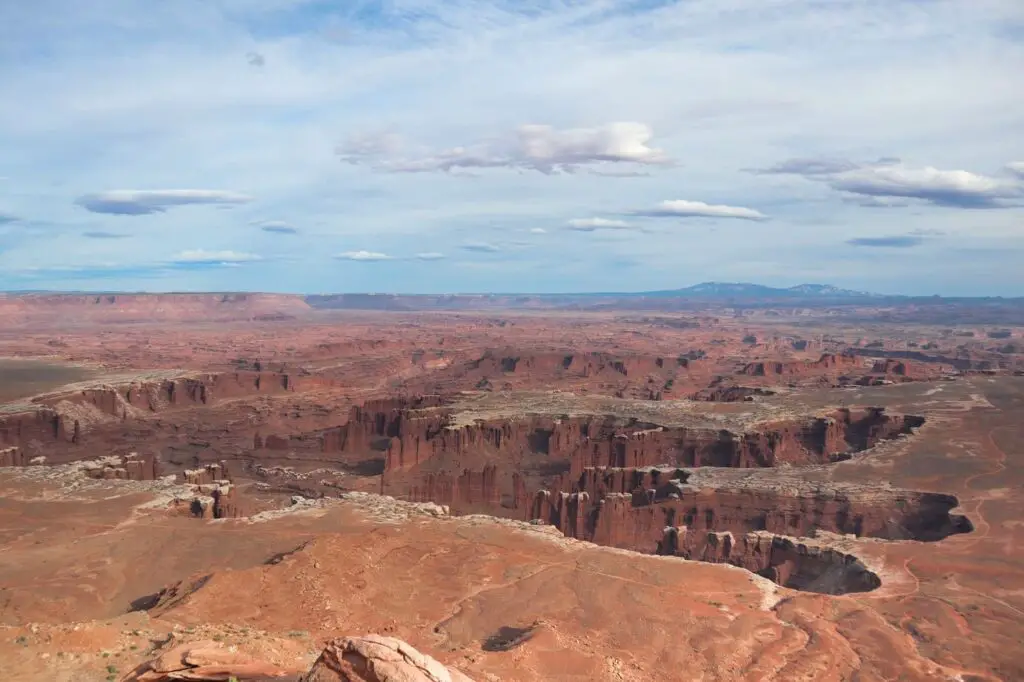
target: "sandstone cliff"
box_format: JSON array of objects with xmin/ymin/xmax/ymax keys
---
[
  {"xmin": 0, "ymin": 371, "xmax": 332, "ymax": 454},
  {"xmin": 740, "ymin": 352, "xmax": 862, "ymax": 377}
]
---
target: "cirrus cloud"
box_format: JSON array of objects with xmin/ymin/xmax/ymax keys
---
[{"xmin": 77, "ymin": 190, "xmax": 253, "ymax": 216}]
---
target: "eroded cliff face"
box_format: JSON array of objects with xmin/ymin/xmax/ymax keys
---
[
  {"xmin": 740, "ymin": 353, "xmax": 862, "ymax": 377},
  {"xmin": 553, "ymin": 469, "xmax": 971, "ymax": 546},
  {"xmin": 466, "ymin": 349, "xmax": 708, "ymax": 380},
  {"xmin": 326, "ymin": 398, "xmax": 924, "ymax": 479},
  {"xmin": 410, "ymin": 349, "xmax": 716, "ymax": 398},
  {"xmin": 0, "ymin": 371, "xmax": 332, "ymax": 454},
  {"xmin": 403, "ymin": 464, "xmax": 503, "ymax": 511},
  {"xmin": 659, "ymin": 528, "xmax": 881, "ymax": 594},
  {"xmin": 521, "ymin": 466, "xmax": 970, "ymax": 594},
  {"xmin": 0, "ymin": 408, "xmax": 75, "ymax": 450}
]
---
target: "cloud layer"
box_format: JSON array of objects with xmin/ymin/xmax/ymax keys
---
[
  {"xmin": 339, "ymin": 123, "xmax": 670, "ymax": 174},
  {"xmin": 847, "ymin": 235, "xmax": 925, "ymax": 248},
  {"xmin": 255, "ymin": 220, "xmax": 299, "ymax": 234},
  {"xmin": 760, "ymin": 159, "xmax": 1024, "ymax": 209},
  {"xmin": 77, "ymin": 190, "xmax": 253, "ymax": 215}
]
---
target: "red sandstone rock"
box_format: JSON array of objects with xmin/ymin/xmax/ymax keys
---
[
  {"xmin": 129, "ymin": 639, "xmax": 292, "ymax": 680},
  {"xmin": 341, "ymin": 398, "xmax": 923, "ymax": 478},
  {"xmin": 740, "ymin": 353, "xmax": 861, "ymax": 377},
  {"xmin": 302, "ymin": 635, "xmax": 474, "ymax": 682},
  {"xmin": 183, "ymin": 462, "xmax": 231, "ymax": 486},
  {"xmin": 82, "ymin": 452, "xmax": 161, "ymax": 481}
]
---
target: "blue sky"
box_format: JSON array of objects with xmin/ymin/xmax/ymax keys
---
[{"xmin": 1, "ymin": 0, "xmax": 1023, "ymax": 295}]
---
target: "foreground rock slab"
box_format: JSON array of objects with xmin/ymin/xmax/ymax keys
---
[
  {"xmin": 302, "ymin": 635, "xmax": 474, "ymax": 682},
  {"xmin": 129, "ymin": 639, "xmax": 295, "ymax": 680}
]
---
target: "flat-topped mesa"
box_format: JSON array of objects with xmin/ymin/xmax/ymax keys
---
[
  {"xmin": 0, "ymin": 371, "xmax": 331, "ymax": 454},
  {"xmin": 0, "ymin": 292, "xmax": 310, "ymax": 325},
  {"xmin": 466, "ymin": 349, "xmax": 709, "ymax": 378},
  {"xmin": 575, "ymin": 407, "xmax": 925, "ymax": 471},
  {"xmin": 854, "ymin": 358, "xmax": 948, "ymax": 385},
  {"xmin": 411, "ymin": 348, "xmax": 715, "ymax": 398},
  {"xmin": 355, "ymin": 404, "xmax": 924, "ymax": 475},
  {"xmin": 740, "ymin": 352, "xmax": 862, "ymax": 377},
  {"xmin": 81, "ymin": 452, "xmax": 161, "ymax": 481}
]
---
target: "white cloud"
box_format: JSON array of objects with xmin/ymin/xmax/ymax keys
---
[
  {"xmin": 755, "ymin": 158, "xmax": 1024, "ymax": 208},
  {"xmin": 77, "ymin": 190, "xmax": 253, "ymax": 215},
  {"xmin": 528, "ymin": 227, "xmax": 547, "ymax": 234},
  {"xmin": 334, "ymin": 250, "xmax": 393, "ymax": 261},
  {"xmin": 827, "ymin": 164, "xmax": 1022, "ymax": 208},
  {"xmin": 636, "ymin": 200, "xmax": 768, "ymax": 221},
  {"xmin": 566, "ymin": 217, "xmax": 633, "ymax": 232},
  {"xmin": 172, "ymin": 249, "xmax": 261, "ymax": 264},
  {"xmin": 340, "ymin": 122, "xmax": 670, "ymax": 174},
  {"xmin": 415, "ymin": 252, "xmax": 446, "ymax": 260},
  {"xmin": 1006, "ymin": 162, "xmax": 1024, "ymax": 179}
]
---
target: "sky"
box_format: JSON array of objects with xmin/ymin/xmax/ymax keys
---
[{"xmin": 1, "ymin": 0, "xmax": 1023, "ymax": 296}]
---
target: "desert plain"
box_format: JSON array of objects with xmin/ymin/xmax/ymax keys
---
[{"xmin": 1, "ymin": 292, "xmax": 1023, "ymax": 681}]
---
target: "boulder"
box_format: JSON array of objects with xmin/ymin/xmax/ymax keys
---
[{"xmin": 302, "ymin": 635, "xmax": 474, "ymax": 682}]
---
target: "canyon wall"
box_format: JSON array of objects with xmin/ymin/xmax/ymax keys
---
[
  {"xmin": 327, "ymin": 398, "xmax": 924, "ymax": 478},
  {"xmin": 525, "ymin": 468, "xmax": 967, "ymax": 594},
  {"xmin": 0, "ymin": 371, "xmax": 332, "ymax": 453},
  {"xmin": 551, "ymin": 470, "xmax": 970, "ymax": 547},
  {"xmin": 659, "ymin": 528, "xmax": 881, "ymax": 594}
]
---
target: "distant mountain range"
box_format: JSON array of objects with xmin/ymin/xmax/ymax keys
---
[{"xmin": 638, "ymin": 282, "xmax": 881, "ymax": 299}]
